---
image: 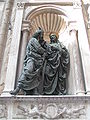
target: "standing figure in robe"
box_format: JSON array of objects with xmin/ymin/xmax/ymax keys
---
[{"xmin": 41, "ymin": 33, "xmax": 70, "ymax": 95}]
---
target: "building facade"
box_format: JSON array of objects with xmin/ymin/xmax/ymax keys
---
[{"xmin": 0, "ymin": 0, "xmax": 90, "ymax": 119}]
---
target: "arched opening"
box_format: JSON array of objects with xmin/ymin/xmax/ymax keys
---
[{"xmin": 26, "ymin": 5, "xmax": 68, "ymax": 42}]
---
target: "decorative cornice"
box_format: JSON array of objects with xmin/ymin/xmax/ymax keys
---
[
  {"xmin": 25, "ymin": 1, "xmax": 73, "ymax": 7},
  {"xmin": 0, "ymin": 95, "xmax": 90, "ymax": 102}
]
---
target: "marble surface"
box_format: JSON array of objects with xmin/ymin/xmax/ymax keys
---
[{"xmin": 0, "ymin": 95, "xmax": 90, "ymax": 119}]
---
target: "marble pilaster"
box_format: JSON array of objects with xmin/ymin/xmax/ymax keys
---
[
  {"xmin": 1, "ymin": 2, "xmax": 25, "ymax": 96},
  {"xmin": 69, "ymin": 29, "xmax": 85, "ymax": 95},
  {"xmin": 0, "ymin": 0, "xmax": 14, "ymax": 79}
]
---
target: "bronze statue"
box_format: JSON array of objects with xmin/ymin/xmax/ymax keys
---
[
  {"xmin": 10, "ymin": 28, "xmax": 70, "ymax": 95},
  {"xmin": 10, "ymin": 28, "xmax": 46, "ymax": 95},
  {"xmin": 42, "ymin": 33, "xmax": 70, "ymax": 95}
]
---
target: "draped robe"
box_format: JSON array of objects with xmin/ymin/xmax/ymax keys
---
[
  {"xmin": 43, "ymin": 41, "xmax": 70, "ymax": 95},
  {"xmin": 17, "ymin": 38, "xmax": 69, "ymax": 95},
  {"xmin": 17, "ymin": 37, "xmax": 45, "ymax": 94}
]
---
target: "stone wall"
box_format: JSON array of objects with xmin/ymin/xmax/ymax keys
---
[{"xmin": 0, "ymin": 0, "xmax": 90, "ymax": 119}]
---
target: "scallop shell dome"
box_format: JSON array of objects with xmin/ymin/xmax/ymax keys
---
[{"xmin": 27, "ymin": 8, "xmax": 67, "ymax": 41}]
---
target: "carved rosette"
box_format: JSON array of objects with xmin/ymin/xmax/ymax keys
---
[
  {"xmin": 17, "ymin": 2, "xmax": 25, "ymax": 9},
  {"xmin": 12, "ymin": 101, "xmax": 86, "ymax": 119}
]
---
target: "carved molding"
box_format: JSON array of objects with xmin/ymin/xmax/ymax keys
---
[{"xmin": 13, "ymin": 102, "xmax": 86, "ymax": 119}]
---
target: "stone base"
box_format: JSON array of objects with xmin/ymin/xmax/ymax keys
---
[{"xmin": 0, "ymin": 95, "xmax": 90, "ymax": 119}]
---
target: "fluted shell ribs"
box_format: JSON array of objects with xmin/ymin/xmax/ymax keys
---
[{"xmin": 28, "ymin": 11, "xmax": 66, "ymax": 41}]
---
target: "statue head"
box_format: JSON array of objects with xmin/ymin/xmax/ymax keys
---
[
  {"xmin": 49, "ymin": 33, "xmax": 58, "ymax": 43},
  {"xmin": 32, "ymin": 27, "xmax": 44, "ymax": 40}
]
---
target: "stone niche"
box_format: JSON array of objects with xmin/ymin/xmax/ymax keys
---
[{"xmin": 15, "ymin": 1, "xmax": 86, "ymax": 95}]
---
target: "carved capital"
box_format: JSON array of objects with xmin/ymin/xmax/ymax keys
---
[
  {"xmin": 73, "ymin": 0, "xmax": 81, "ymax": 9},
  {"xmin": 68, "ymin": 21, "xmax": 78, "ymax": 35},
  {"xmin": 22, "ymin": 20, "xmax": 31, "ymax": 33},
  {"xmin": 69, "ymin": 29, "xmax": 77, "ymax": 35},
  {"xmin": 17, "ymin": 2, "xmax": 25, "ymax": 9}
]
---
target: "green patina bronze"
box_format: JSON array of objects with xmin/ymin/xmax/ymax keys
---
[{"xmin": 10, "ymin": 28, "xmax": 70, "ymax": 95}]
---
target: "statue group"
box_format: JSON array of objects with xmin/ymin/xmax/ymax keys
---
[{"xmin": 10, "ymin": 28, "xmax": 70, "ymax": 95}]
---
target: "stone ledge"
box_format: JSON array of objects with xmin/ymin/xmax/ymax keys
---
[{"xmin": 0, "ymin": 95, "xmax": 90, "ymax": 102}]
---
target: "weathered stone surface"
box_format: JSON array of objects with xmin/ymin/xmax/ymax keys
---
[
  {"xmin": 13, "ymin": 101, "xmax": 85, "ymax": 119},
  {"xmin": 0, "ymin": 0, "xmax": 14, "ymax": 78},
  {"xmin": 0, "ymin": 102, "xmax": 7, "ymax": 119},
  {"xmin": 0, "ymin": 96, "xmax": 89, "ymax": 119}
]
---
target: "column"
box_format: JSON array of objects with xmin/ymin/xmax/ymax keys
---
[
  {"xmin": 1, "ymin": 2, "xmax": 25, "ymax": 96},
  {"xmin": 69, "ymin": 29, "xmax": 85, "ymax": 95},
  {"xmin": 16, "ymin": 21, "xmax": 30, "ymax": 79},
  {"xmin": 0, "ymin": 0, "xmax": 14, "ymax": 78}
]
